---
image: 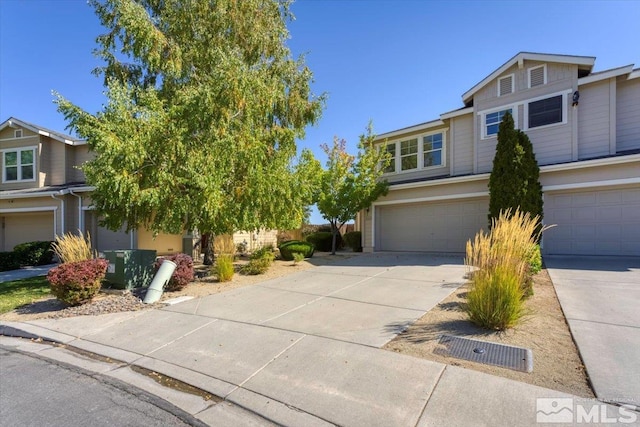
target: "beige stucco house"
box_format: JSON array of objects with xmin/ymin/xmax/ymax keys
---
[
  {"xmin": 0, "ymin": 117, "xmax": 277, "ymax": 255},
  {"xmin": 358, "ymin": 52, "xmax": 639, "ymax": 256}
]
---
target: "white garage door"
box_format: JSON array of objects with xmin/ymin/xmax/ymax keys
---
[
  {"xmin": 3, "ymin": 212, "xmax": 55, "ymax": 251},
  {"xmin": 544, "ymin": 187, "xmax": 640, "ymax": 256},
  {"xmin": 376, "ymin": 198, "xmax": 488, "ymax": 252}
]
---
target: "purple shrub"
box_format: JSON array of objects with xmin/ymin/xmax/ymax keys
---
[
  {"xmin": 154, "ymin": 253, "xmax": 194, "ymax": 291},
  {"xmin": 47, "ymin": 258, "xmax": 108, "ymax": 306}
]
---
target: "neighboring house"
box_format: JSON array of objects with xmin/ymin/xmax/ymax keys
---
[
  {"xmin": 0, "ymin": 117, "xmax": 189, "ymax": 255},
  {"xmin": 358, "ymin": 52, "xmax": 640, "ymax": 256}
]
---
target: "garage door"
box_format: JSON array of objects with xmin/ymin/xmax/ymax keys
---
[
  {"xmin": 376, "ymin": 198, "xmax": 488, "ymax": 252},
  {"xmin": 544, "ymin": 187, "xmax": 640, "ymax": 256},
  {"xmin": 85, "ymin": 211, "xmax": 132, "ymax": 252},
  {"xmin": 3, "ymin": 212, "xmax": 55, "ymax": 251}
]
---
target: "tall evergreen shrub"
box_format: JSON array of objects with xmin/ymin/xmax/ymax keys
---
[{"xmin": 488, "ymin": 112, "xmax": 543, "ymax": 234}]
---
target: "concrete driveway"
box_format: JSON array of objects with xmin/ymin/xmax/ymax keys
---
[{"xmin": 545, "ymin": 256, "xmax": 640, "ymax": 407}]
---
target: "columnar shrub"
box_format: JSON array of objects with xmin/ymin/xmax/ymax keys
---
[
  {"xmin": 215, "ymin": 254, "xmax": 235, "ymax": 282},
  {"xmin": 47, "ymin": 258, "xmax": 108, "ymax": 306},
  {"xmin": 278, "ymin": 240, "xmax": 314, "ymax": 261},
  {"xmin": 343, "ymin": 231, "xmax": 362, "ymax": 252},
  {"xmin": 155, "ymin": 253, "xmax": 194, "ymax": 291}
]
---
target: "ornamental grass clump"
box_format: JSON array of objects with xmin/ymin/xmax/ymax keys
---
[
  {"xmin": 51, "ymin": 231, "xmax": 96, "ymax": 263},
  {"xmin": 465, "ymin": 209, "xmax": 547, "ymax": 330},
  {"xmin": 47, "ymin": 258, "xmax": 108, "ymax": 306},
  {"xmin": 215, "ymin": 254, "xmax": 235, "ymax": 282}
]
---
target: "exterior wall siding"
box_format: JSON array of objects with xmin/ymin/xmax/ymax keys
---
[
  {"xmin": 47, "ymin": 136, "xmax": 66, "ymax": 185},
  {"xmin": 616, "ymin": 77, "xmax": 640, "ymax": 152},
  {"xmin": 578, "ymin": 80, "xmax": 612, "ymax": 159},
  {"xmin": 451, "ymin": 114, "xmax": 473, "ymax": 175}
]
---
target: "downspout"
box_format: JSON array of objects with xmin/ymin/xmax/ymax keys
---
[
  {"xmin": 69, "ymin": 189, "xmax": 83, "ymax": 233},
  {"xmin": 51, "ymin": 192, "xmax": 65, "ymax": 237}
]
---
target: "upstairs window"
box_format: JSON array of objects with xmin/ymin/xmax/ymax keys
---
[
  {"xmin": 3, "ymin": 147, "xmax": 36, "ymax": 182},
  {"xmin": 380, "ymin": 143, "xmax": 396, "ymax": 173},
  {"xmin": 14, "ymin": 129, "xmax": 23, "ymax": 138},
  {"xmin": 528, "ymin": 65, "xmax": 546, "ymax": 88},
  {"xmin": 423, "ymin": 133, "xmax": 443, "ymax": 167},
  {"xmin": 528, "ymin": 95, "xmax": 563, "ymax": 128},
  {"xmin": 485, "ymin": 108, "xmax": 513, "ymax": 138},
  {"xmin": 498, "ymin": 74, "xmax": 514, "ymax": 96},
  {"xmin": 400, "ymin": 138, "xmax": 418, "ymax": 171}
]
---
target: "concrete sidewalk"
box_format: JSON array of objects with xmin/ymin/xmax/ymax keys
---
[
  {"xmin": 1, "ymin": 254, "xmax": 633, "ymax": 426},
  {"xmin": 546, "ymin": 256, "xmax": 640, "ymax": 408},
  {"xmin": 0, "ymin": 264, "xmax": 57, "ymax": 283}
]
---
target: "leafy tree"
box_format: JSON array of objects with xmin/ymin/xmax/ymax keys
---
[
  {"xmin": 55, "ymin": 0, "xmax": 324, "ymax": 252},
  {"xmin": 316, "ymin": 125, "xmax": 390, "ymax": 255},
  {"xmin": 488, "ymin": 112, "xmax": 543, "ymax": 234}
]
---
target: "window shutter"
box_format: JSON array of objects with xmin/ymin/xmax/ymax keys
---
[
  {"xmin": 530, "ymin": 66, "xmax": 545, "ymax": 87},
  {"xmin": 499, "ymin": 75, "xmax": 513, "ymax": 96}
]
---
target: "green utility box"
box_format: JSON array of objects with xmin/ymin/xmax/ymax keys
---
[{"xmin": 103, "ymin": 250, "xmax": 157, "ymax": 290}]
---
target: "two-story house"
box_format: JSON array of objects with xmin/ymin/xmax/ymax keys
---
[
  {"xmin": 0, "ymin": 117, "xmax": 279, "ymax": 255},
  {"xmin": 0, "ymin": 117, "xmax": 190, "ymax": 254},
  {"xmin": 358, "ymin": 52, "xmax": 640, "ymax": 256}
]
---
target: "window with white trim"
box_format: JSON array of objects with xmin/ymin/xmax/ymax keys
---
[
  {"xmin": 400, "ymin": 138, "xmax": 418, "ymax": 171},
  {"xmin": 528, "ymin": 65, "xmax": 546, "ymax": 88},
  {"xmin": 528, "ymin": 95, "xmax": 562, "ymax": 128},
  {"xmin": 14, "ymin": 129, "xmax": 23, "ymax": 138},
  {"xmin": 498, "ymin": 74, "xmax": 514, "ymax": 96},
  {"xmin": 484, "ymin": 108, "xmax": 513, "ymax": 138},
  {"xmin": 423, "ymin": 133, "xmax": 443, "ymax": 167},
  {"xmin": 380, "ymin": 142, "xmax": 396, "ymax": 173},
  {"xmin": 2, "ymin": 147, "xmax": 35, "ymax": 182}
]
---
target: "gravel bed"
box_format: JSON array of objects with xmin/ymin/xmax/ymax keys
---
[{"xmin": 12, "ymin": 292, "xmax": 157, "ymax": 320}]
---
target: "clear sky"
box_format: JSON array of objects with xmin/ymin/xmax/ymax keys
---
[{"xmin": 1, "ymin": 0, "xmax": 638, "ymax": 223}]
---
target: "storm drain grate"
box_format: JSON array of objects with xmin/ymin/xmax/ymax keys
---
[{"xmin": 434, "ymin": 335, "xmax": 533, "ymax": 373}]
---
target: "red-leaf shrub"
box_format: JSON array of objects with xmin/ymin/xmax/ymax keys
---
[
  {"xmin": 154, "ymin": 253, "xmax": 194, "ymax": 291},
  {"xmin": 47, "ymin": 258, "xmax": 108, "ymax": 306}
]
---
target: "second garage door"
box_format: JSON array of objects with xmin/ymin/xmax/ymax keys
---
[
  {"xmin": 543, "ymin": 187, "xmax": 640, "ymax": 256},
  {"xmin": 376, "ymin": 197, "xmax": 488, "ymax": 252}
]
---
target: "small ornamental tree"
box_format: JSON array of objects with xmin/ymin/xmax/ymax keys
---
[
  {"xmin": 488, "ymin": 112, "xmax": 543, "ymax": 235},
  {"xmin": 316, "ymin": 124, "xmax": 390, "ymax": 254}
]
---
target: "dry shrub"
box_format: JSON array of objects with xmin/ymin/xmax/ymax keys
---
[
  {"xmin": 464, "ymin": 209, "xmax": 549, "ymax": 330},
  {"xmin": 51, "ymin": 231, "xmax": 96, "ymax": 263},
  {"xmin": 213, "ymin": 234, "xmax": 235, "ymax": 256}
]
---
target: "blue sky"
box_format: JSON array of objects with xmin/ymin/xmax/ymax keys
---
[{"xmin": 1, "ymin": 0, "xmax": 638, "ymax": 223}]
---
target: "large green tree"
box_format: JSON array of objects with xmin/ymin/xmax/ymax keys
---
[
  {"xmin": 488, "ymin": 111, "xmax": 543, "ymax": 231},
  {"xmin": 316, "ymin": 125, "xmax": 390, "ymax": 255},
  {"xmin": 56, "ymin": 0, "xmax": 324, "ymax": 243}
]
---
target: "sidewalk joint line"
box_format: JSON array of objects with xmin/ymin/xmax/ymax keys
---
[
  {"xmin": 259, "ymin": 267, "xmax": 399, "ymax": 325},
  {"xmin": 145, "ymin": 319, "xmax": 218, "ymax": 356},
  {"xmin": 237, "ymin": 334, "xmax": 307, "ymax": 389},
  {"xmin": 414, "ymin": 364, "xmax": 447, "ymax": 427}
]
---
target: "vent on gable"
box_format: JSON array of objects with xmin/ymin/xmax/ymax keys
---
[
  {"xmin": 529, "ymin": 65, "xmax": 546, "ymax": 88},
  {"xmin": 14, "ymin": 129, "xmax": 23, "ymax": 138},
  {"xmin": 498, "ymin": 75, "xmax": 514, "ymax": 97}
]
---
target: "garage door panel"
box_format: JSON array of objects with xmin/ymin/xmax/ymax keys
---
[
  {"xmin": 4, "ymin": 213, "xmax": 54, "ymax": 251},
  {"xmin": 377, "ymin": 198, "xmax": 488, "ymax": 253},
  {"xmin": 544, "ymin": 187, "xmax": 640, "ymax": 256}
]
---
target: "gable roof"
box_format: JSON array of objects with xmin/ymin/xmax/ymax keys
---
[
  {"xmin": 0, "ymin": 117, "xmax": 86, "ymax": 146},
  {"xmin": 462, "ymin": 52, "xmax": 595, "ymax": 105}
]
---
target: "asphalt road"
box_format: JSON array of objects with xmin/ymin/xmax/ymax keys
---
[{"xmin": 0, "ymin": 346, "xmax": 206, "ymax": 427}]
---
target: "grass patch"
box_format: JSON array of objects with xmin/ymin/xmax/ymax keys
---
[{"xmin": 0, "ymin": 276, "xmax": 51, "ymax": 314}]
